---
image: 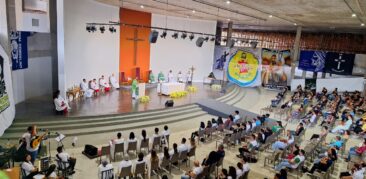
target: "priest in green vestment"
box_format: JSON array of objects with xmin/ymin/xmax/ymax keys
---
[
  {"xmin": 158, "ymin": 71, "xmax": 165, "ymax": 82},
  {"xmin": 131, "ymin": 78, "xmax": 139, "ymax": 99},
  {"xmin": 149, "ymin": 71, "xmax": 155, "ymax": 83}
]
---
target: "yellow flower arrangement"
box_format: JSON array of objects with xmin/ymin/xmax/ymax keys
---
[
  {"xmin": 187, "ymin": 86, "xmax": 198, "ymax": 93},
  {"xmin": 139, "ymin": 96, "xmax": 150, "ymax": 103},
  {"xmin": 211, "ymin": 84, "xmax": 222, "ymax": 91},
  {"xmin": 170, "ymin": 91, "xmax": 188, "ymax": 98}
]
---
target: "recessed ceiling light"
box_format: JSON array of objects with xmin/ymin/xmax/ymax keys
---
[
  {"xmin": 227, "ymin": 18, "xmax": 231, "ymax": 21},
  {"xmin": 192, "ymin": 10, "xmax": 195, "ymax": 13},
  {"xmin": 140, "ymin": 5, "xmax": 144, "ymax": 8},
  {"xmin": 352, "ymin": 13, "xmax": 356, "ymax": 17},
  {"xmin": 226, "ymin": 1, "xmax": 231, "ymax": 4},
  {"xmin": 268, "ymin": 15, "xmax": 273, "ymax": 18},
  {"xmin": 361, "ymin": 23, "xmax": 365, "ymax": 26},
  {"xmin": 294, "ymin": 23, "xmax": 297, "ymax": 26}
]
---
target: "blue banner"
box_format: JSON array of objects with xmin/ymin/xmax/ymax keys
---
[
  {"xmin": 298, "ymin": 50, "xmax": 326, "ymax": 72},
  {"xmin": 10, "ymin": 31, "xmax": 31, "ymax": 70}
]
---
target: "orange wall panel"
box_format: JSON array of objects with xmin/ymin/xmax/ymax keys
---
[{"xmin": 120, "ymin": 8, "xmax": 151, "ymax": 82}]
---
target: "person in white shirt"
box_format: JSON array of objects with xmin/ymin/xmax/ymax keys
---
[
  {"xmin": 236, "ymin": 162, "xmax": 244, "ymax": 178},
  {"xmin": 53, "ymin": 90, "xmax": 70, "ymax": 113},
  {"xmin": 161, "ymin": 125, "xmax": 170, "ymax": 147},
  {"xmin": 90, "ymin": 79, "xmax": 100, "ymax": 96},
  {"xmin": 186, "ymin": 70, "xmax": 193, "ymax": 84},
  {"xmin": 56, "ymin": 146, "xmax": 76, "ymax": 174},
  {"xmin": 127, "ymin": 132, "xmax": 137, "ymax": 153},
  {"xmin": 275, "ymin": 150, "xmax": 305, "ymax": 171},
  {"xmin": 99, "ymin": 75, "xmax": 111, "ymax": 92},
  {"xmin": 118, "ymin": 155, "xmax": 132, "ymax": 175},
  {"xmin": 177, "ymin": 138, "xmax": 189, "ymax": 153},
  {"xmin": 241, "ymin": 158, "xmax": 250, "ymax": 173},
  {"xmin": 22, "ymin": 126, "xmax": 40, "ymax": 164},
  {"xmin": 187, "ymin": 138, "xmax": 197, "ymax": 152},
  {"xmin": 22, "ymin": 154, "xmax": 57, "ymax": 178},
  {"xmin": 109, "ymin": 132, "xmax": 124, "ymax": 160},
  {"xmin": 109, "ymin": 73, "xmax": 120, "ymax": 89},
  {"xmin": 234, "ymin": 111, "xmax": 241, "ymax": 123},
  {"xmin": 80, "ymin": 79, "xmax": 93, "ymax": 98},
  {"xmin": 181, "ymin": 160, "xmax": 203, "ymax": 179},
  {"xmin": 98, "ymin": 159, "xmax": 113, "ymax": 179},
  {"xmin": 177, "ymin": 71, "xmax": 184, "ymax": 83},
  {"xmin": 169, "ymin": 143, "xmax": 179, "ymax": 157},
  {"xmin": 167, "ymin": 70, "xmax": 174, "ymax": 83}
]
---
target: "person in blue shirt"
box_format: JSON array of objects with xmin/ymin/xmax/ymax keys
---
[
  {"xmin": 328, "ymin": 136, "xmax": 343, "ymax": 149},
  {"xmin": 255, "ymin": 118, "xmax": 261, "ymax": 126}
]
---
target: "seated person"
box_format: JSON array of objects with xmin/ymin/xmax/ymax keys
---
[
  {"xmin": 118, "ymin": 154, "xmax": 132, "ymax": 174},
  {"xmin": 271, "ymin": 121, "xmax": 283, "ymax": 133},
  {"xmin": 272, "ymin": 138, "xmax": 288, "ymax": 151},
  {"xmin": 56, "ymin": 146, "xmax": 76, "ymax": 174},
  {"xmin": 109, "ymin": 132, "xmax": 124, "ymax": 160},
  {"xmin": 237, "ymin": 134, "xmax": 258, "ymax": 158},
  {"xmin": 188, "ymin": 138, "xmax": 196, "ymax": 152},
  {"xmin": 148, "ymin": 71, "xmax": 156, "ymax": 83},
  {"xmin": 157, "ymin": 71, "xmax": 165, "ymax": 82},
  {"xmin": 233, "ymin": 111, "xmax": 241, "ymax": 124},
  {"xmin": 327, "ymin": 136, "xmax": 343, "ymax": 149},
  {"xmin": 53, "ymin": 90, "xmax": 71, "ymax": 114},
  {"xmin": 340, "ymin": 162, "xmax": 366, "ymax": 179},
  {"xmin": 332, "ymin": 114, "xmax": 353, "ymax": 133},
  {"xmin": 98, "ymin": 159, "xmax": 113, "ymax": 179},
  {"xmin": 346, "ymin": 138, "xmax": 366, "ymax": 161},
  {"xmin": 292, "ymin": 123, "xmax": 304, "ymax": 136},
  {"xmin": 309, "ymin": 126, "xmax": 328, "ymax": 141},
  {"xmin": 274, "ymin": 169, "xmax": 287, "ymax": 179},
  {"xmin": 99, "ymin": 75, "xmax": 111, "ymax": 92},
  {"xmin": 303, "ymin": 151, "xmax": 334, "ymax": 174},
  {"xmin": 177, "ymin": 138, "xmax": 189, "ymax": 153},
  {"xmin": 90, "ymin": 79, "xmax": 100, "ymax": 96},
  {"xmin": 22, "ymin": 154, "xmax": 57, "ymax": 179},
  {"xmin": 275, "ymin": 149, "xmax": 305, "ymax": 171},
  {"xmin": 181, "ymin": 160, "xmax": 203, "ymax": 179},
  {"xmin": 134, "ymin": 153, "xmax": 146, "ymax": 174},
  {"xmin": 80, "ymin": 78, "xmax": 93, "ymax": 98},
  {"xmin": 109, "ymin": 73, "xmax": 120, "ymax": 89}
]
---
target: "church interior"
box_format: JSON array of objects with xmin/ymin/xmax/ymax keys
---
[{"xmin": 0, "ymin": 0, "xmax": 366, "ymax": 179}]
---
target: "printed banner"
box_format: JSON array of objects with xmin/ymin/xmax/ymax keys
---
[
  {"xmin": 324, "ymin": 52, "xmax": 355, "ymax": 75},
  {"xmin": 299, "ymin": 50, "xmax": 326, "ymax": 72},
  {"xmin": 227, "ymin": 48, "xmax": 261, "ymax": 87},
  {"xmin": 10, "ymin": 31, "xmax": 31, "ymax": 70},
  {"xmin": 261, "ymin": 48, "xmax": 292, "ymax": 89},
  {"xmin": 305, "ymin": 78, "xmax": 317, "ymax": 90},
  {"xmin": 212, "ymin": 46, "xmax": 237, "ymax": 80},
  {"xmin": 0, "ymin": 55, "xmax": 10, "ymax": 113}
]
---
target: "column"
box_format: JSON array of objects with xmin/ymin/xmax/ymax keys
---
[
  {"xmin": 57, "ymin": 0, "xmax": 67, "ymax": 98},
  {"xmin": 291, "ymin": 26, "xmax": 302, "ymax": 81},
  {"xmin": 226, "ymin": 21, "xmax": 233, "ymax": 47}
]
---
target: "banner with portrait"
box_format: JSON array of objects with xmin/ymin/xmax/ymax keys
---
[
  {"xmin": 298, "ymin": 50, "xmax": 326, "ymax": 72},
  {"xmin": 212, "ymin": 46, "xmax": 236, "ymax": 80},
  {"xmin": 227, "ymin": 48, "xmax": 261, "ymax": 87},
  {"xmin": 324, "ymin": 52, "xmax": 355, "ymax": 75},
  {"xmin": 10, "ymin": 31, "xmax": 31, "ymax": 70},
  {"xmin": 261, "ymin": 48, "xmax": 292, "ymax": 89},
  {"xmin": 0, "ymin": 55, "xmax": 10, "ymax": 113}
]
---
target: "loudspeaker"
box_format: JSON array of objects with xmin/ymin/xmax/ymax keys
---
[
  {"xmin": 196, "ymin": 37, "xmax": 205, "ymax": 47},
  {"xmin": 82, "ymin": 144, "xmax": 98, "ymax": 159},
  {"xmin": 165, "ymin": 100, "xmax": 174, "ymax": 107},
  {"xmin": 149, "ymin": 30, "xmax": 159, "ymax": 43}
]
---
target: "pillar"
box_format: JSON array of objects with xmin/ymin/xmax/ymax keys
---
[{"xmin": 291, "ymin": 26, "xmax": 302, "ymax": 81}]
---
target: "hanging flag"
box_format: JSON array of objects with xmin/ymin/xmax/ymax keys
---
[
  {"xmin": 298, "ymin": 50, "xmax": 326, "ymax": 72},
  {"xmin": 10, "ymin": 31, "xmax": 31, "ymax": 70},
  {"xmin": 324, "ymin": 52, "xmax": 355, "ymax": 75}
]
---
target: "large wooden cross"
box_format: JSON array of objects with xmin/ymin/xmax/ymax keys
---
[{"xmin": 126, "ymin": 28, "xmax": 144, "ymax": 65}]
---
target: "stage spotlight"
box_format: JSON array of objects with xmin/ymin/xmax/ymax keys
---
[
  {"xmin": 109, "ymin": 26, "xmax": 116, "ymax": 33},
  {"xmin": 90, "ymin": 25, "xmax": 96, "ymax": 33},
  {"xmin": 160, "ymin": 31, "xmax": 167, "ymax": 38},
  {"xmin": 99, "ymin": 26, "xmax": 105, "ymax": 33},
  {"xmin": 86, "ymin": 25, "xmax": 92, "ymax": 32},
  {"xmin": 250, "ymin": 41, "xmax": 258, "ymax": 48},
  {"xmin": 172, "ymin": 32, "xmax": 178, "ymax": 39},
  {"xmin": 189, "ymin": 34, "xmax": 195, "ymax": 40},
  {"xmin": 181, "ymin": 32, "xmax": 187, "ymax": 39},
  {"xmin": 204, "ymin": 36, "xmax": 209, "ymax": 41}
]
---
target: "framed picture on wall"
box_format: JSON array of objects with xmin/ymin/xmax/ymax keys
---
[{"xmin": 22, "ymin": 0, "xmax": 48, "ymax": 14}]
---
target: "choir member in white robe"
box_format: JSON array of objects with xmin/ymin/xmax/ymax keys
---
[
  {"xmin": 167, "ymin": 70, "xmax": 174, "ymax": 83},
  {"xmin": 99, "ymin": 75, "xmax": 111, "ymax": 92},
  {"xmin": 177, "ymin": 71, "xmax": 184, "ymax": 83},
  {"xmin": 110, "ymin": 73, "xmax": 120, "ymax": 89},
  {"xmin": 186, "ymin": 70, "xmax": 193, "ymax": 84},
  {"xmin": 53, "ymin": 90, "xmax": 70, "ymax": 113},
  {"xmin": 90, "ymin": 79, "xmax": 100, "ymax": 96},
  {"xmin": 80, "ymin": 79, "xmax": 93, "ymax": 98}
]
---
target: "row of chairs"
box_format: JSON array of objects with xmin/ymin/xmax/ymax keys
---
[{"xmin": 100, "ymin": 135, "xmax": 170, "ymax": 163}]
